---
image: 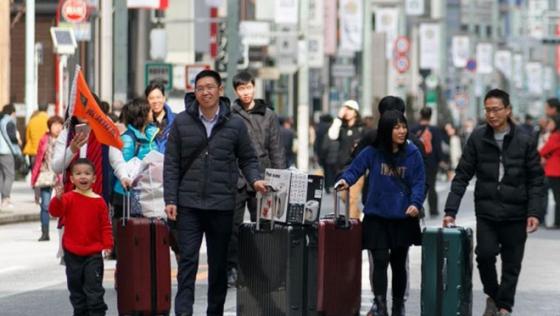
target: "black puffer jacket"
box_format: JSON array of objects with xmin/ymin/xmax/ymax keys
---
[
  {"xmin": 232, "ymin": 99, "xmax": 285, "ymax": 189},
  {"xmin": 163, "ymin": 93, "xmax": 261, "ymax": 211},
  {"xmin": 445, "ymin": 122, "xmax": 545, "ymax": 221}
]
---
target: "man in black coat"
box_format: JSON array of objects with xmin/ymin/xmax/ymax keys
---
[
  {"xmin": 443, "ymin": 89, "xmax": 544, "ymax": 316},
  {"xmin": 227, "ymin": 71, "xmax": 285, "ymax": 287},
  {"xmin": 164, "ymin": 70, "xmax": 267, "ymax": 316}
]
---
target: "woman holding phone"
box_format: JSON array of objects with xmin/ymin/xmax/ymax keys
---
[{"xmin": 335, "ymin": 110, "xmax": 426, "ymax": 316}]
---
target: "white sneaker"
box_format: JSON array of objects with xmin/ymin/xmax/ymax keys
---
[{"xmin": 1, "ymin": 199, "xmax": 13, "ymax": 210}]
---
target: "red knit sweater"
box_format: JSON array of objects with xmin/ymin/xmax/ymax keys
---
[{"xmin": 49, "ymin": 191, "xmax": 113, "ymax": 256}]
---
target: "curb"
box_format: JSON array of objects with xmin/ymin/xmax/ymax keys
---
[{"xmin": 0, "ymin": 212, "xmax": 39, "ymax": 226}]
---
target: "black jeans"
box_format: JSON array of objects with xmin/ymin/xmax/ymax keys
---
[
  {"xmin": 476, "ymin": 218, "xmax": 527, "ymax": 312},
  {"xmin": 548, "ymin": 177, "xmax": 560, "ymax": 226},
  {"xmin": 64, "ymin": 251, "xmax": 107, "ymax": 316},
  {"xmin": 425, "ymin": 164, "xmax": 439, "ymax": 215},
  {"xmin": 227, "ymin": 187, "xmax": 257, "ymax": 270},
  {"xmin": 371, "ymin": 247, "xmax": 409, "ymax": 300},
  {"xmin": 175, "ymin": 207, "xmax": 234, "ymax": 316}
]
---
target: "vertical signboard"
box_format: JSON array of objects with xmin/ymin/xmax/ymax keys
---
[
  {"xmin": 494, "ymin": 50, "xmax": 512, "ymax": 78},
  {"xmin": 339, "ymin": 0, "xmax": 363, "ymax": 52},
  {"xmin": 476, "ymin": 43, "xmax": 493, "ymax": 74},
  {"xmin": 526, "ymin": 62, "xmax": 543, "ymax": 95},
  {"xmin": 513, "ymin": 54, "xmax": 523, "ymax": 89},
  {"xmin": 376, "ymin": 8, "xmax": 399, "ymax": 59},
  {"xmin": 324, "ymin": 0, "xmax": 337, "ymax": 55},
  {"xmin": 452, "ymin": 36, "xmax": 470, "ymax": 68},
  {"xmin": 419, "ymin": 23, "xmax": 441, "ymax": 70},
  {"xmin": 275, "ymin": 0, "xmax": 299, "ymax": 25},
  {"xmin": 405, "ymin": 0, "xmax": 424, "ymax": 16}
]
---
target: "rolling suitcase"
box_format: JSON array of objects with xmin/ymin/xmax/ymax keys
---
[
  {"xmin": 421, "ymin": 226, "xmax": 473, "ymax": 316},
  {"xmin": 116, "ymin": 193, "xmax": 171, "ymax": 316},
  {"xmin": 237, "ymin": 189, "xmax": 316, "ymax": 316},
  {"xmin": 316, "ymin": 189, "xmax": 362, "ymax": 316}
]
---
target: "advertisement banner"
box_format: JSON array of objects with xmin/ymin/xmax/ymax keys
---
[
  {"xmin": 376, "ymin": 8, "xmax": 399, "ymax": 59},
  {"xmin": 526, "ymin": 62, "xmax": 543, "ymax": 95},
  {"xmin": 275, "ymin": 0, "xmax": 299, "ymax": 25},
  {"xmin": 476, "ymin": 43, "xmax": 493, "ymax": 74},
  {"xmin": 324, "ymin": 0, "xmax": 337, "ymax": 55},
  {"xmin": 494, "ymin": 50, "xmax": 512, "ymax": 78},
  {"xmin": 419, "ymin": 23, "xmax": 441, "ymax": 70},
  {"xmin": 513, "ymin": 54, "xmax": 524, "ymax": 89},
  {"xmin": 405, "ymin": 0, "xmax": 424, "ymax": 16},
  {"xmin": 452, "ymin": 36, "xmax": 470, "ymax": 68},
  {"xmin": 339, "ymin": 0, "xmax": 363, "ymax": 52}
]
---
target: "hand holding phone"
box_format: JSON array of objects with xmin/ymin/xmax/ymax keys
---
[{"xmin": 75, "ymin": 123, "xmax": 91, "ymax": 136}]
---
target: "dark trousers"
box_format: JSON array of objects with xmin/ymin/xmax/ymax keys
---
[
  {"xmin": 476, "ymin": 218, "xmax": 527, "ymax": 312},
  {"xmin": 548, "ymin": 177, "xmax": 560, "ymax": 226},
  {"xmin": 425, "ymin": 164, "xmax": 439, "ymax": 215},
  {"xmin": 64, "ymin": 250, "xmax": 107, "ymax": 316},
  {"xmin": 227, "ymin": 187, "xmax": 257, "ymax": 270},
  {"xmin": 371, "ymin": 247, "xmax": 409, "ymax": 300},
  {"xmin": 175, "ymin": 207, "xmax": 234, "ymax": 316}
]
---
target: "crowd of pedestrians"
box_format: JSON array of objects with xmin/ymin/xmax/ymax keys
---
[{"xmin": 1, "ymin": 67, "xmax": 558, "ymax": 316}]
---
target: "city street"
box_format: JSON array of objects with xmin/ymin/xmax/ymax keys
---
[{"xmin": 1, "ymin": 182, "xmax": 560, "ymax": 315}]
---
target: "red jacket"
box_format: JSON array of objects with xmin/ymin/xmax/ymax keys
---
[
  {"xmin": 49, "ymin": 191, "xmax": 113, "ymax": 256},
  {"xmin": 540, "ymin": 131, "xmax": 560, "ymax": 177}
]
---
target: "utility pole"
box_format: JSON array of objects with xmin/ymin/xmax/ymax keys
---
[
  {"xmin": 100, "ymin": 0, "xmax": 113, "ymax": 103},
  {"xmin": 297, "ymin": 0, "xmax": 310, "ymax": 171},
  {"xmin": 0, "ymin": 0, "xmax": 10, "ymax": 107},
  {"xmin": 113, "ymin": 0, "xmax": 128, "ymax": 103},
  {"xmin": 25, "ymin": 0, "xmax": 36, "ymax": 122},
  {"xmin": 361, "ymin": 0, "xmax": 372, "ymax": 116},
  {"xmin": 225, "ymin": 0, "xmax": 240, "ymax": 99}
]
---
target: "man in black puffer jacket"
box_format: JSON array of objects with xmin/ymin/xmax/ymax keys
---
[
  {"xmin": 443, "ymin": 89, "xmax": 545, "ymax": 316},
  {"xmin": 164, "ymin": 70, "xmax": 267, "ymax": 316}
]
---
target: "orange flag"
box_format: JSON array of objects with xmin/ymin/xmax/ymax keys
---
[{"xmin": 69, "ymin": 67, "xmax": 123, "ymax": 149}]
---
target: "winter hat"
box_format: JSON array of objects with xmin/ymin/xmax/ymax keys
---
[{"xmin": 343, "ymin": 99, "xmax": 359, "ymax": 112}]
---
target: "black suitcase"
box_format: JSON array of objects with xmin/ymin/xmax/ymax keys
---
[{"xmin": 237, "ymin": 190, "xmax": 317, "ymax": 316}]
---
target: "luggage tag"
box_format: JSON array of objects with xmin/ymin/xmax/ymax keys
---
[{"xmin": 256, "ymin": 185, "xmax": 278, "ymax": 232}]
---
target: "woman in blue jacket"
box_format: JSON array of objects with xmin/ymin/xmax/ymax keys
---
[{"xmin": 337, "ymin": 110, "xmax": 425, "ymax": 316}]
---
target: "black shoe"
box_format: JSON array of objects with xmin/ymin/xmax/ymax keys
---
[
  {"xmin": 38, "ymin": 232, "xmax": 50, "ymax": 241},
  {"xmin": 227, "ymin": 268, "xmax": 238, "ymax": 288},
  {"xmin": 367, "ymin": 296, "xmax": 388, "ymax": 316},
  {"xmin": 391, "ymin": 299, "xmax": 405, "ymax": 316}
]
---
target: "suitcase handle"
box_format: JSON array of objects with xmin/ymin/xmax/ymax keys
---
[
  {"xmin": 334, "ymin": 189, "xmax": 350, "ymax": 229},
  {"xmin": 256, "ymin": 185, "xmax": 278, "ymax": 231},
  {"xmin": 121, "ymin": 190, "xmax": 131, "ymax": 226}
]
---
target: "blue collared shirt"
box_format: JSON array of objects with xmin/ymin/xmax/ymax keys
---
[{"xmin": 199, "ymin": 107, "xmax": 220, "ymax": 138}]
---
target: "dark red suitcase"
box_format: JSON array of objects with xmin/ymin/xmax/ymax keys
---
[
  {"xmin": 116, "ymin": 216, "xmax": 171, "ymax": 316},
  {"xmin": 316, "ymin": 190, "xmax": 362, "ymax": 316}
]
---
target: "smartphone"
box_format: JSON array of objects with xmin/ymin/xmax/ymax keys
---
[{"xmin": 75, "ymin": 123, "xmax": 91, "ymax": 135}]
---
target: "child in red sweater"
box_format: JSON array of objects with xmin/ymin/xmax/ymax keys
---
[{"xmin": 49, "ymin": 158, "xmax": 113, "ymax": 316}]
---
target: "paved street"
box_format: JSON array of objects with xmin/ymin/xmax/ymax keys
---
[{"xmin": 1, "ymin": 181, "xmax": 560, "ymax": 315}]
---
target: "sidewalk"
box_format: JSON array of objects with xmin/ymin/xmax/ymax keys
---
[{"xmin": 0, "ymin": 180, "xmax": 39, "ymax": 225}]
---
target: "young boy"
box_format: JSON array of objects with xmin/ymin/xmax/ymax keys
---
[{"xmin": 49, "ymin": 158, "xmax": 113, "ymax": 316}]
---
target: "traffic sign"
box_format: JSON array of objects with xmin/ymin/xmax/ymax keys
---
[
  {"xmin": 185, "ymin": 64, "xmax": 211, "ymax": 91},
  {"xmin": 145, "ymin": 62, "xmax": 173, "ymax": 92},
  {"xmin": 394, "ymin": 36, "xmax": 411, "ymax": 54},
  {"xmin": 61, "ymin": 0, "xmax": 88, "ymax": 23},
  {"xmin": 394, "ymin": 56, "xmax": 410, "ymax": 73},
  {"xmin": 466, "ymin": 59, "xmax": 477, "ymax": 72}
]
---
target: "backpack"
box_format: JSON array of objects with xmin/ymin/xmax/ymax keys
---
[{"xmin": 417, "ymin": 127, "xmax": 433, "ymax": 155}]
